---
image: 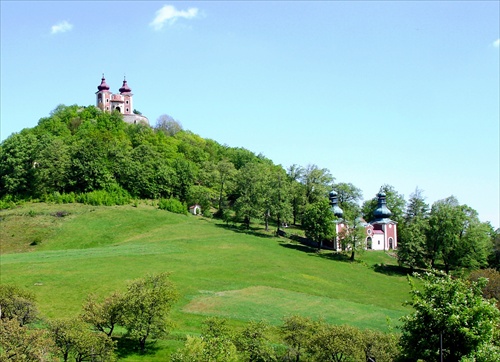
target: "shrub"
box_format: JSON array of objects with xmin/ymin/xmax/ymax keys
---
[
  {"xmin": 158, "ymin": 198, "xmax": 187, "ymax": 215},
  {"xmin": 76, "ymin": 185, "xmax": 131, "ymax": 206},
  {"xmin": 0, "ymin": 195, "xmax": 16, "ymax": 210}
]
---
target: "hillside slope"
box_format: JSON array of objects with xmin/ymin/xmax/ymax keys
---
[{"xmin": 1, "ymin": 202, "xmax": 411, "ymax": 336}]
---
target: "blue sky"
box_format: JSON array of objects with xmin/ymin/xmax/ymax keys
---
[{"xmin": 1, "ymin": 1, "xmax": 499, "ymax": 227}]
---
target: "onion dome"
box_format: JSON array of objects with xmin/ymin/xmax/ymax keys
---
[
  {"xmin": 119, "ymin": 77, "xmax": 132, "ymax": 94},
  {"xmin": 373, "ymin": 192, "xmax": 392, "ymax": 219},
  {"xmin": 329, "ymin": 190, "xmax": 344, "ymax": 218},
  {"xmin": 97, "ymin": 74, "xmax": 110, "ymax": 91}
]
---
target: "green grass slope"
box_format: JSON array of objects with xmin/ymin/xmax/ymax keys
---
[{"xmin": 1, "ymin": 202, "xmax": 411, "ymax": 359}]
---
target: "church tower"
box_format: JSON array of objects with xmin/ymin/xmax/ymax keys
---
[
  {"xmin": 96, "ymin": 75, "xmax": 112, "ymax": 112},
  {"xmin": 118, "ymin": 78, "xmax": 133, "ymax": 115}
]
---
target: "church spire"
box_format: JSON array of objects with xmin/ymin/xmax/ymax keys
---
[
  {"xmin": 119, "ymin": 76, "xmax": 132, "ymax": 94},
  {"xmin": 373, "ymin": 192, "xmax": 392, "ymax": 219},
  {"xmin": 97, "ymin": 74, "xmax": 110, "ymax": 91},
  {"xmin": 329, "ymin": 190, "xmax": 344, "ymax": 218}
]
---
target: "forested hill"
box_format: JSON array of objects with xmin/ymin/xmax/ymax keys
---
[{"xmin": 0, "ymin": 104, "xmax": 305, "ymax": 227}]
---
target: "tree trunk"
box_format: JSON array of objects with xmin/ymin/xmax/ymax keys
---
[
  {"xmin": 350, "ymin": 250, "xmax": 355, "ymax": 261},
  {"xmin": 218, "ymin": 178, "xmax": 225, "ymax": 211},
  {"xmin": 139, "ymin": 336, "xmax": 147, "ymax": 353}
]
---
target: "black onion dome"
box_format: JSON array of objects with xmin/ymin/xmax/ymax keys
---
[{"xmin": 373, "ymin": 192, "xmax": 392, "ymax": 218}]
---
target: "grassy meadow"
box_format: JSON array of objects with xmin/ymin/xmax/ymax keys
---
[{"xmin": 0, "ymin": 202, "xmax": 412, "ymax": 360}]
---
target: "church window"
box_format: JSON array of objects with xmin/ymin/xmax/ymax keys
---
[
  {"xmin": 126, "ymin": 108, "xmax": 129, "ymax": 112},
  {"xmin": 126, "ymin": 100, "xmax": 129, "ymax": 104}
]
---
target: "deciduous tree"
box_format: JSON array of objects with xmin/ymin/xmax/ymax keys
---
[
  {"xmin": 121, "ymin": 273, "xmax": 178, "ymax": 352},
  {"xmin": 155, "ymin": 114, "xmax": 183, "ymax": 136},
  {"xmin": 307, "ymin": 322, "xmax": 364, "ymax": 362},
  {"xmin": 302, "ymin": 198, "xmax": 335, "ymax": 250},
  {"xmin": 398, "ymin": 188, "xmax": 430, "ymax": 270},
  {"xmin": 280, "ymin": 315, "xmax": 314, "ymax": 362},
  {"xmin": 0, "ymin": 318, "xmax": 56, "ymax": 361},
  {"xmin": 0, "ymin": 284, "xmax": 38, "ymax": 326},
  {"xmin": 172, "ymin": 317, "xmax": 239, "ymax": 362},
  {"xmin": 336, "ymin": 209, "xmax": 367, "ymax": 261},
  {"xmin": 50, "ymin": 318, "xmax": 116, "ymax": 362},
  {"xmin": 399, "ymin": 271, "xmax": 500, "ymax": 361},
  {"xmin": 80, "ymin": 291, "xmax": 124, "ymax": 337},
  {"xmin": 233, "ymin": 163, "xmax": 268, "ymax": 228},
  {"xmin": 287, "ymin": 164, "xmax": 306, "ymax": 225},
  {"xmin": 234, "ymin": 320, "xmax": 277, "ymax": 361},
  {"xmin": 300, "ymin": 164, "xmax": 334, "ymax": 205},
  {"xmin": 427, "ymin": 196, "xmax": 491, "ymax": 272},
  {"xmin": 332, "ymin": 182, "xmax": 363, "ymax": 218}
]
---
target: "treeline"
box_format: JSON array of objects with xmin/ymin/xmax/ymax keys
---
[
  {"xmin": 3, "ymin": 271, "xmax": 500, "ymax": 361},
  {"xmin": 0, "ymin": 104, "xmax": 498, "ymax": 272}
]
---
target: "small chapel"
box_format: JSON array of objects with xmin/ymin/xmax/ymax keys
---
[
  {"xmin": 329, "ymin": 190, "xmax": 398, "ymax": 251},
  {"xmin": 95, "ymin": 75, "xmax": 149, "ymax": 125}
]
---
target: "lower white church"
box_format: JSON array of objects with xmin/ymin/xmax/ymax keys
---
[{"xmin": 329, "ymin": 191, "xmax": 397, "ymax": 251}]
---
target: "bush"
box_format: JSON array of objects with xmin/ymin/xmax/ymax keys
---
[
  {"xmin": 43, "ymin": 191, "xmax": 77, "ymax": 204},
  {"xmin": 0, "ymin": 195, "xmax": 17, "ymax": 210},
  {"xmin": 158, "ymin": 198, "xmax": 187, "ymax": 215},
  {"xmin": 76, "ymin": 185, "xmax": 131, "ymax": 206}
]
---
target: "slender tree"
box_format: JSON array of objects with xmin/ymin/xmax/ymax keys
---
[{"xmin": 302, "ymin": 198, "xmax": 335, "ymax": 251}]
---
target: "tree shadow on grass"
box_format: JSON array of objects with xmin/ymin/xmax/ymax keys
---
[
  {"xmin": 279, "ymin": 242, "xmax": 318, "ymax": 255},
  {"xmin": 114, "ymin": 336, "xmax": 161, "ymax": 359},
  {"xmin": 315, "ymin": 252, "xmax": 354, "ymax": 263},
  {"xmin": 372, "ymin": 263, "xmax": 412, "ymax": 277},
  {"xmin": 214, "ymin": 223, "xmax": 276, "ymax": 239}
]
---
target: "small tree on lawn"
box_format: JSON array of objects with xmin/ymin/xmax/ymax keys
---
[
  {"xmin": 50, "ymin": 318, "xmax": 116, "ymax": 362},
  {"xmin": 280, "ymin": 315, "xmax": 314, "ymax": 362},
  {"xmin": 121, "ymin": 272, "xmax": 178, "ymax": 352},
  {"xmin": 80, "ymin": 291, "xmax": 125, "ymax": 337},
  {"xmin": 399, "ymin": 271, "xmax": 500, "ymax": 361},
  {"xmin": 234, "ymin": 320, "xmax": 277, "ymax": 361},
  {"xmin": 171, "ymin": 317, "xmax": 239, "ymax": 362},
  {"xmin": 302, "ymin": 199, "xmax": 335, "ymax": 251},
  {"xmin": 337, "ymin": 211, "xmax": 367, "ymax": 261},
  {"xmin": 0, "ymin": 284, "xmax": 39, "ymax": 326},
  {"xmin": 0, "ymin": 318, "xmax": 56, "ymax": 361},
  {"xmin": 307, "ymin": 322, "xmax": 365, "ymax": 362}
]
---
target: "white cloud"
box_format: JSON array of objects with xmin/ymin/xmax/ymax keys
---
[
  {"xmin": 493, "ymin": 39, "xmax": 500, "ymax": 48},
  {"xmin": 150, "ymin": 5, "xmax": 199, "ymax": 30},
  {"xmin": 51, "ymin": 20, "xmax": 73, "ymax": 34}
]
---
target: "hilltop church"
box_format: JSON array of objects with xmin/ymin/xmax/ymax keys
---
[
  {"xmin": 95, "ymin": 75, "xmax": 149, "ymax": 125},
  {"xmin": 329, "ymin": 191, "xmax": 398, "ymax": 251}
]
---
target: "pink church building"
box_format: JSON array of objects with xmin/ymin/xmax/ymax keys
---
[
  {"xmin": 330, "ymin": 190, "xmax": 397, "ymax": 251},
  {"xmin": 95, "ymin": 75, "xmax": 149, "ymax": 125}
]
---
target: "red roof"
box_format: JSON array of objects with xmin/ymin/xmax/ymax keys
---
[
  {"xmin": 97, "ymin": 75, "xmax": 110, "ymax": 91},
  {"xmin": 119, "ymin": 79, "xmax": 132, "ymax": 94}
]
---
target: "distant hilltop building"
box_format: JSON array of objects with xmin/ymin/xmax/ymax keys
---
[
  {"xmin": 330, "ymin": 191, "xmax": 397, "ymax": 251},
  {"xmin": 95, "ymin": 75, "xmax": 149, "ymax": 125}
]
